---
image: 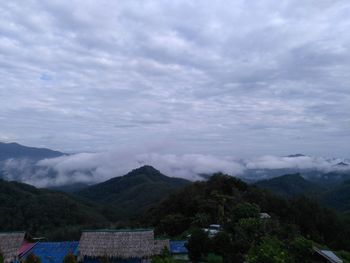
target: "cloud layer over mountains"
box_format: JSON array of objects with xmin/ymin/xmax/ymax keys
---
[
  {"xmin": 1, "ymin": 151, "xmax": 349, "ymax": 187},
  {"xmin": 1, "ymin": 1, "xmax": 350, "ymax": 156}
]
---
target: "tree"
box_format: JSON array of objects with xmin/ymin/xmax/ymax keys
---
[
  {"xmin": 192, "ymin": 213, "xmax": 210, "ymax": 228},
  {"xmin": 211, "ymin": 232, "xmax": 233, "ymax": 262},
  {"xmin": 152, "ymin": 247, "xmax": 175, "ymax": 263},
  {"xmin": 206, "ymin": 253, "xmax": 223, "ymax": 263},
  {"xmin": 25, "ymin": 253, "xmax": 41, "ymax": 263},
  {"xmin": 186, "ymin": 228, "xmax": 210, "ymax": 262},
  {"xmin": 159, "ymin": 214, "xmax": 189, "ymax": 236},
  {"xmin": 247, "ymin": 236, "xmax": 289, "ymax": 263},
  {"xmin": 288, "ymin": 236, "xmax": 313, "ymax": 262},
  {"xmin": 63, "ymin": 253, "xmax": 77, "ymax": 263},
  {"xmin": 0, "ymin": 252, "xmax": 4, "ymax": 263},
  {"xmin": 231, "ymin": 203, "xmax": 260, "ymax": 222}
]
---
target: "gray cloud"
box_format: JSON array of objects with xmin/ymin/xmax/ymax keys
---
[
  {"xmin": 1, "ymin": 152, "xmax": 349, "ymax": 188},
  {"xmin": 0, "ymin": 1, "xmax": 349, "ymax": 157}
]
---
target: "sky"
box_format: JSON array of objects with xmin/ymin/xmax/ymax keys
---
[{"xmin": 1, "ymin": 0, "xmax": 350, "ymax": 158}]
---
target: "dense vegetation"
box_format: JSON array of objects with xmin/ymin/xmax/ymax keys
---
[
  {"xmin": 0, "ymin": 166, "xmax": 190, "ymax": 240},
  {"xmin": 0, "ymin": 179, "xmax": 108, "ymax": 240},
  {"xmin": 143, "ymin": 174, "xmax": 350, "ymax": 262},
  {"xmin": 76, "ymin": 165, "xmax": 190, "ymax": 220}
]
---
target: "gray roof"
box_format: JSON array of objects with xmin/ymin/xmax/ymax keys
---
[
  {"xmin": 78, "ymin": 229, "xmax": 155, "ymax": 260},
  {"xmin": 314, "ymin": 248, "xmax": 343, "ymax": 263},
  {"xmin": 0, "ymin": 232, "xmax": 25, "ymax": 263}
]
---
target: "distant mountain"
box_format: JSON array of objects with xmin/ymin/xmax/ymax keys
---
[
  {"xmin": 255, "ymin": 173, "xmax": 323, "ymax": 198},
  {"xmin": 306, "ymin": 171, "xmax": 350, "ymax": 188},
  {"xmin": 76, "ymin": 165, "xmax": 191, "ymax": 219},
  {"xmin": 0, "ymin": 142, "xmax": 64, "ymax": 161},
  {"xmin": 254, "ymin": 173, "xmax": 350, "ymax": 214},
  {"xmin": 0, "ymin": 179, "xmax": 108, "ymax": 240},
  {"xmin": 287, "ymin": 154, "xmax": 306, "ymax": 158}
]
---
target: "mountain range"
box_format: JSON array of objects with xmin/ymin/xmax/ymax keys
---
[
  {"xmin": 255, "ymin": 173, "xmax": 350, "ymax": 213},
  {"xmin": 0, "ymin": 164, "xmax": 190, "ymax": 240},
  {"xmin": 0, "ymin": 142, "xmax": 64, "ymax": 161}
]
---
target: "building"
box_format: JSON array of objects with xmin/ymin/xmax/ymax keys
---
[
  {"xmin": 259, "ymin": 212, "xmax": 271, "ymax": 219},
  {"xmin": 78, "ymin": 229, "xmax": 168, "ymax": 263},
  {"xmin": 154, "ymin": 239, "xmax": 170, "ymax": 255},
  {"xmin": 0, "ymin": 232, "xmax": 26, "ymax": 263},
  {"xmin": 312, "ymin": 247, "xmax": 343, "ymax": 263}
]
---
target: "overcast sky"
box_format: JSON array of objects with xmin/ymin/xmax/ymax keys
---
[{"xmin": 1, "ymin": 0, "xmax": 349, "ymax": 157}]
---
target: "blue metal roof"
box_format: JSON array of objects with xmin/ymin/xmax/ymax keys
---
[
  {"xmin": 170, "ymin": 241, "xmax": 188, "ymax": 254},
  {"xmin": 23, "ymin": 242, "xmax": 79, "ymax": 263}
]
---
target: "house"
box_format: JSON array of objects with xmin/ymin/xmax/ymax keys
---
[
  {"xmin": 0, "ymin": 231, "xmax": 26, "ymax": 263},
  {"xmin": 78, "ymin": 229, "xmax": 168, "ymax": 263},
  {"xmin": 169, "ymin": 241, "xmax": 188, "ymax": 261},
  {"xmin": 203, "ymin": 224, "xmax": 221, "ymax": 237},
  {"xmin": 154, "ymin": 239, "xmax": 170, "ymax": 255},
  {"xmin": 312, "ymin": 247, "xmax": 343, "ymax": 263},
  {"xmin": 20, "ymin": 242, "xmax": 79, "ymax": 263},
  {"xmin": 260, "ymin": 213, "xmax": 271, "ymax": 219}
]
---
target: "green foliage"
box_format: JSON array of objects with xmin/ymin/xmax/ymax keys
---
[
  {"xmin": 186, "ymin": 228, "xmax": 210, "ymax": 262},
  {"xmin": 206, "ymin": 253, "xmax": 223, "ymax": 263},
  {"xmin": 63, "ymin": 253, "xmax": 77, "ymax": 263},
  {"xmin": 144, "ymin": 174, "xmax": 350, "ymax": 261},
  {"xmin": 152, "ymin": 257, "xmax": 176, "ymax": 263},
  {"xmin": 247, "ymin": 236, "xmax": 289, "ymax": 263},
  {"xmin": 231, "ymin": 202, "xmax": 260, "ymax": 222},
  {"xmin": 152, "ymin": 247, "xmax": 175, "ymax": 263},
  {"xmin": 25, "ymin": 253, "xmax": 41, "ymax": 263},
  {"xmin": 192, "ymin": 213, "xmax": 210, "ymax": 228},
  {"xmin": 0, "ymin": 179, "xmax": 108, "ymax": 240},
  {"xmin": 159, "ymin": 214, "xmax": 189, "ymax": 236},
  {"xmin": 0, "ymin": 253, "xmax": 3, "ymax": 263},
  {"xmin": 210, "ymin": 232, "xmax": 233, "ymax": 263},
  {"xmin": 288, "ymin": 236, "xmax": 313, "ymax": 262}
]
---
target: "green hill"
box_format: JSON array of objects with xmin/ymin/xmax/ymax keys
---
[
  {"xmin": 254, "ymin": 173, "xmax": 323, "ymax": 198},
  {"xmin": 0, "ymin": 179, "xmax": 108, "ymax": 240},
  {"xmin": 142, "ymin": 174, "xmax": 350, "ymax": 260},
  {"xmin": 76, "ymin": 165, "xmax": 191, "ymax": 219}
]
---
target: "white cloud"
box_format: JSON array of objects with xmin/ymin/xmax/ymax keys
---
[{"xmin": 2, "ymin": 150, "xmax": 348, "ymax": 187}]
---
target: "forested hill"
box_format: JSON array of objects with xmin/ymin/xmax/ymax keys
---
[
  {"xmin": 254, "ymin": 173, "xmax": 324, "ymax": 197},
  {"xmin": 0, "ymin": 142, "xmax": 64, "ymax": 161},
  {"xmin": 0, "ymin": 179, "xmax": 108, "ymax": 240},
  {"xmin": 76, "ymin": 165, "xmax": 191, "ymax": 219},
  {"xmin": 254, "ymin": 173, "xmax": 350, "ymax": 213},
  {"xmin": 143, "ymin": 174, "xmax": 350, "ymax": 261}
]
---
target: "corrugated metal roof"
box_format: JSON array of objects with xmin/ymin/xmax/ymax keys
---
[
  {"xmin": 22, "ymin": 242, "xmax": 79, "ymax": 263},
  {"xmin": 320, "ymin": 250, "xmax": 343, "ymax": 263}
]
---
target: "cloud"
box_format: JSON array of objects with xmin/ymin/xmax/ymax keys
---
[
  {"xmin": 245, "ymin": 155, "xmax": 345, "ymax": 171},
  {"xmin": 1, "ymin": 150, "xmax": 349, "ymax": 187},
  {"xmin": 0, "ymin": 1, "xmax": 349, "ymax": 156}
]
